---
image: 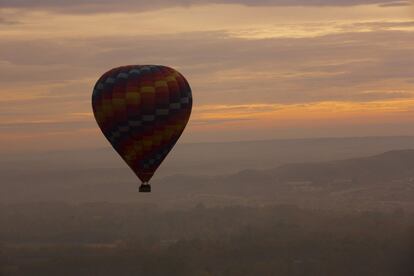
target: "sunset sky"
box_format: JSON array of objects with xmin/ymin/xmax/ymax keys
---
[{"xmin": 1, "ymin": 0, "xmax": 414, "ymax": 153}]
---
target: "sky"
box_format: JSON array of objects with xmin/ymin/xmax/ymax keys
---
[{"xmin": 1, "ymin": 0, "xmax": 414, "ymax": 153}]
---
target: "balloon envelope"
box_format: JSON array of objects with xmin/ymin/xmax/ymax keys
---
[{"xmin": 92, "ymin": 65, "xmax": 192, "ymax": 183}]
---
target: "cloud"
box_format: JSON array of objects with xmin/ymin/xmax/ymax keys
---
[
  {"xmin": 0, "ymin": 17, "xmax": 18, "ymax": 25},
  {"xmin": 379, "ymin": 1, "xmax": 412, "ymax": 7},
  {"xmin": 0, "ymin": 0, "xmax": 404, "ymax": 13},
  {"xmin": 1, "ymin": 22, "xmax": 413, "ymax": 105},
  {"xmin": 1, "ymin": 20, "xmax": 413, "ymax": 140},
  {"xmin": 191, "ymin": 117, "xmax": 255, "ymax": 125},
  {"xmin": 0, "ymin": 120, "xmax": 93, "ymax": 130},
  {"xmin": 349, "ymin": 20, "xmax": 414, "ymax": 30},
  {"xmin": 1, "ymin": 2, "xmax": 412, "ymax": 147},
  {"xmin": 189, "ymin": 99, "xmax": 414, "ymax": 130}
]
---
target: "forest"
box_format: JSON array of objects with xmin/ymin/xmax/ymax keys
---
[{"xmin": 1, "ymin": 202, "xmax": 413, "ymax": 276}]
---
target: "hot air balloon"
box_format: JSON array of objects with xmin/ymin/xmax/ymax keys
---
[{"xmin": 92, "ymin": 65, "xmax": 192, "ymax": 193}]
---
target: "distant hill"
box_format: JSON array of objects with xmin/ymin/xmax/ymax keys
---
[
  {"xmin": 3, "ymin": 136, "xmax": 414, "ymax": 178},
  {"xmin": 269, "ymin": 149, "xmax": 414, "ymax": 185},
  {"xmin": 3, "ymin": 144, "xmax": 414, "ymax": 207},
  {"xmin": 156, "ymin": 149, "xmax": 414, "ymax": 192}
]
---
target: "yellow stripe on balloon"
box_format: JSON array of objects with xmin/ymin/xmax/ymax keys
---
[
  {"xmin": 155, "ymin": 80, "xmax": 168, "ymax": 88},
  {"xmin": 126, "ymin": 91, "xmax": 140, "ymax": 104},
  {"xmin": 143, "ymin": 140, "xmax": 153, "ymax": 149},
  {"xmin": 112, "ymin": 99, "xmax": 127, "ymax": 114},
  {"xmin": 102, "ymin": 101, "xmax": 113, "ymax": 117},
  {"xmin": 165, "ymin": 76, "xmax": 177, "ymax": 82},
  {"xmin": 152, "ymin": 132, "xmax": 163, "ymax": 146},
  {"xmin": 140, "ymin": 86, "xmax": 155, "ymax": 94}
]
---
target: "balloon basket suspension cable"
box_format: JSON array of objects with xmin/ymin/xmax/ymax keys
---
[{"xmin": 139, "ymin": 182, "xmax": 151, "ymax": 193}]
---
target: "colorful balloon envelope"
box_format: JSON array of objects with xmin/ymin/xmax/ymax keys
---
[{"xmin": 92, "ymin": 65, "xmax": 192, "ymax": 187}]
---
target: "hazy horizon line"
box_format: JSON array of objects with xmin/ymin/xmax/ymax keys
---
[{"xmin": 3, "ymin": 134, "xmax": 414, "ymax": 157}]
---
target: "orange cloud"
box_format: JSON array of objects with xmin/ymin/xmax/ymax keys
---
[{"xmin": 192, "ymin": 99, "xmax": 414, "ymax": 126}]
